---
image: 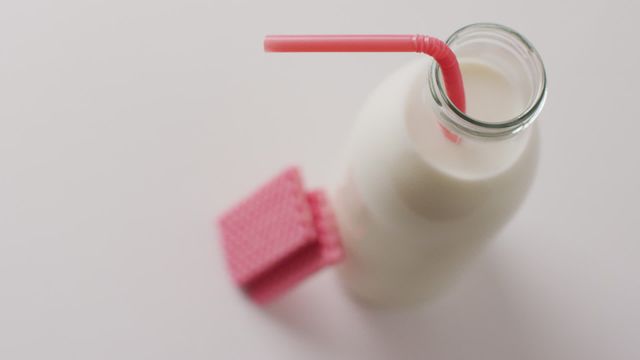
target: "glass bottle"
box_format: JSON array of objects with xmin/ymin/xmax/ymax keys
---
[{"xmin": 330, "ymin": 23, "xmax": 547, "ymax": 306}]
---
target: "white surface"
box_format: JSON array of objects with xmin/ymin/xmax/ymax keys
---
[{"xmin": 0, "ymin": 0, "xmax": 638, "ymax": 359}]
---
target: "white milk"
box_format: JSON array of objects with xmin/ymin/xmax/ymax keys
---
[{"xmin": 331, "ymin": 58, "xmax": 539, "ymax": 306}]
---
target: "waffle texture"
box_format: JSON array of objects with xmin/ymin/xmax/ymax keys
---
[{"xmin": 218, "ymin": 167, "xmax": 344, "ymax": 304}]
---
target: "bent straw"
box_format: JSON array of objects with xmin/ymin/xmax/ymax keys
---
[{"xmin": 264, "ymin": 34, "xmax": 466, "ymax": 143}]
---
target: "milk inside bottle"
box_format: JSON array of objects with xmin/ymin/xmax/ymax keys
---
[{"xmin": 330, "ymin": 23, "xmax": 547, "ymax": 305}]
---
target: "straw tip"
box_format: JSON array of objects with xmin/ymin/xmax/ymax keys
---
[{"xmin": 263, "ymin": 36, "xmax": 275, "ymax": 52}]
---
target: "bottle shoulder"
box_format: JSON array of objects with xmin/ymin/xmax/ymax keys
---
[{"xmin": 351, "ymin": 59, "xmax": 539, "ymax": 181}]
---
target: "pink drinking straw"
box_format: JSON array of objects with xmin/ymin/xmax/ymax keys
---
[{"xmin": 264, "ymin": 34, "xmax": 466, "ymax": 143}]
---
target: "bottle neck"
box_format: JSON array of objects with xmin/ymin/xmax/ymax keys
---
[{"xmin": 428, "ymin": 23, "xmax": 547, "ymax": 141}]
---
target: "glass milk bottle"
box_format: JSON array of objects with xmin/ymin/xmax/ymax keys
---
[{"xmin": 330, "ymin": 23, "xmax": 547, "ymax": 306}]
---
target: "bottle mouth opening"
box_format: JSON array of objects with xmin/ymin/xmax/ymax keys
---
[{"xmin": 429, "ymin": 23, "xmax": 547, "ymax": 139}]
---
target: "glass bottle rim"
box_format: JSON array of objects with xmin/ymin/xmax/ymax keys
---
[{"xmin": 429, "ymin": 23, "xmax": 547, "ymax": 139}]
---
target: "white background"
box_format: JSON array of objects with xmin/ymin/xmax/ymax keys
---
[{"xmin": 1, "ymin": 0, "xmax": 639, "ymax": 359}]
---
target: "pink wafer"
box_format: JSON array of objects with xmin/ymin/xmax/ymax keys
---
[{"xmin": 218, "ymin": 168, "xmax": 344, "ymax": 304}]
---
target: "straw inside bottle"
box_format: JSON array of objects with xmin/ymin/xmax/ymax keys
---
[{"xmin": 264, "ymin": 34, "xmax": 466, "ymax": 143}]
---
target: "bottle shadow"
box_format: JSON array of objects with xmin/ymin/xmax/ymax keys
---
[{"xmin": 264, "ymin": 246, "xmax": 546, "ymax": 359}]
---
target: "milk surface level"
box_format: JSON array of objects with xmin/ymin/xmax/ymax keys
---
[{"xmin": 331, "ymin": 58, "xmax": 539, "ymax": 306}]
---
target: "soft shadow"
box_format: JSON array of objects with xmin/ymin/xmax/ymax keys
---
[{"xmin": 264, "ymin": 245, "xmax": 546, "ymax": 360}]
